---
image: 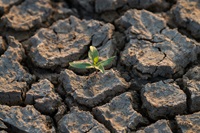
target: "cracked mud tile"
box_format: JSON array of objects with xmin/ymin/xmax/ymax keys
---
[
  {"xmin": 172, "ymin": 0, "xmax": 200, "ymax": 39},
  {"xmin": 183, "ymin": 66, "xmax": 200, "ymax": 112},
  {"xmin": 176, "ymin": 111, "xmax": 200, "ymax": 133},
  {"xmin": 141, "ymin": 80, "xmax": 187, "ymax": 120},
  {"xmin": 58, "ymin": 107, "xmax": 110, "ymax": 133},
  {"xmin": 115, "ymin": 9, "xmax": 200, "ymax": 79},
  {"xmin": 25, "ymin": 79, "xmax": 63, "ymax": 116},
  {"xmin": 93, "ymin": 92, "xmax": 149, "ymax": 132},
  {"xmin": 1, "ymin": 0, "xmax": 53, "ymax": 31},
  {"xmin": 0, "ymin": 105, "xmax": 56, "ymax": 133},
  {"xmin": 0, "ymin": 36, "xmax": 34, "ymax": 105},
  {"xmin": 136, "ymin": 119, "xmax": 172, "ymax": 133},
  {"xmin": 59, "ymin": 69, "xmax": 129, "ymax": 108},
  {"xmin": 29, "ymin": 16, "xmax": 115, "ymax": 68}
]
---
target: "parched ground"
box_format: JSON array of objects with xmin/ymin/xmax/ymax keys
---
[{"xmin": 0, "ymin": 0, "xmax": 200, "ymax": 133}]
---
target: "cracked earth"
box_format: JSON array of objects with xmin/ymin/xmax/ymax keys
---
[{"xmin": 0, "ymin": 0, "xmax": 200, "ymax": 133}]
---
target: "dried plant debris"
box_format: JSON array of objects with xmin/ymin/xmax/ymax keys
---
[
  {"xmin": 29, "ymin": 16, "xmax": 115, "ymax": 68},
  {"xmin": 0, "ymin": 105, "xmax": 56, "ymax": 133},
  {"xmin": 141, "ymin": 80, "xmax": 187, "ymax": 120},
  {"xmin": 58, "ymin": 108, "xmax": 110, "ymax": 133},
  {"xmin": 59, "ymin": 69, "xmax": 129, "ymax": 107},
  {"xmin": 115, "ymin": 9, "xmax": 200, "ymax": 79},
  {"xmin": 172, "ymin": 0, "xmax": 200, "ymax": 39}
]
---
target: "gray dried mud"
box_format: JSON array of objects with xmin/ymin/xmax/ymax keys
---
[{"xmin": 0, "ymin": 0, "xmax": 200, "ymax": 133}]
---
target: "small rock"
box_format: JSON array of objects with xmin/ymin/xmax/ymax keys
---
[
  {"xmin": 172, "ymin": 0, "xmax": 200, "ymax": 39},
  {"xmin": 0, "ymin": 105, "xmax": 56, "ymax": 133},
  {"xmin": 59, "ymin": 69, "xmax": 129, "ymax": 107},
  {"xmin": 29, "ymin": 16, "xmax": 115, "ymax": 68},
  {"xmin": 141, "ymin": 80, "xmax": 187, "ymax": 120},
  {"xmin": 25, "ymin": 79, "xmax": 62, "ymax": 115},
  {"xmin": 136, "ymin": 120, "xmax": 172, "ymax": 133},
  {"xmin": 115, "ymin": 9, "xmax": 200, "ymax": 79},
  {"xmin": 176, "ymin": 111, "xmax": 200, "ymax": 133},
  {"xmin": 183, "ymin": 66, "xmax": 200, "ymax": 112},
  {"xmin": 1, "ymin": 0, "xmax": 53, "ymax": 31},
  {"xmin": 93, "ymin": 92, "xmax": 148, "ymax": 132},
  {"xmin": 58, "ymin": 107, "xmax": 110, "ymax": 133}
]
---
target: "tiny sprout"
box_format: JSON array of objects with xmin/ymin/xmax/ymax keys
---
[{"xmin": 69, "ymin": 46, "xmax": 115, "ymax": 73}]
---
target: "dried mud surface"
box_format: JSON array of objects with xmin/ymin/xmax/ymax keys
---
[{"xmin": 0, "ymin": 0, "xmax": 200, "ymax": 133}]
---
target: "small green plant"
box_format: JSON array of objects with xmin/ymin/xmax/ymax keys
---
[{"xmin": 69, "ymin": 46, "xmax": 115, "ymax": 73}]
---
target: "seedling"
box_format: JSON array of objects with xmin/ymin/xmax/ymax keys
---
[{"xmin": 69, "ymin": 46, "xmax": 115, "ymax": 73}]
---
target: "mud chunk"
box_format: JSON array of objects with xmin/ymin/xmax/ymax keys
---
[
  {"xmin": 176, "ymin": 111, "xmax": 200, "ymax": 133},
  {"xmin": 0, "ymin": 36, "xmax": 34, "ymax": 84},
  {"xmin": 115, "ymin": 9, "xmax": 200, "ymax": 79},
  {"xmin": 59, "ymin": 69, "xmax": 129, "ymax": 107},
  {"xmin": 183, "ymin": 66, "xmax": 200, "ymax": 112},
  {"xmin": 172, "ymin": 0, "xmax": 200, "ymax": 39},
  {"xmin": 1, "ymin": 0, "xmax": 52, "ymax": 31},
  {"xmin": 0, "ymin": 77, "xmax": 27, "ymax": 105},
  {"xmin": 29, "ymin": 16, "xmax": 114, "ymax": 68},
  {"xmin": 136, "ymin": 120, "xmax": 172, "ymax": 133},
  {"xmin": 0, "ymin": 105, "xmax": 56, "ymax": 133},
  {"xmin": 0, "ymin": 0, "xmax": 21, "ymax": 15},
  {"xmin": 0, "ymin": 37, "xmax": 34, "ymax": 105},
  {"xmin": 141, "ymin": 80, "xmax": 187, "ymax": 120},
  {"xmin": 58, "ymin": 108, "xmax": 109, "ymax": 133},
  {"xmin": 25, "ymin": 79, "xmax": 62, "ymax": 115},
  {"xmin": 93, "ymin": 92, "xmax": 148, "ymax": 132}
]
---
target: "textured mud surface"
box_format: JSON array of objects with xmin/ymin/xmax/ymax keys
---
[{"xmin": 0, "ymin": 0, "xmax": 200, "ymax": 133}]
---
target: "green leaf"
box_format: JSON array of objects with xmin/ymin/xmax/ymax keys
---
[
  {"xmin": 69, "ymin": 62, "xmax": 93, "ymax": 69},
  {"xmin": 88, "ymin": 46, "xmax": 99, "ymax": 65},
  {"xmin": 95, "ymin": 64, "xmax": 105, "ymax": 73},
  {"xmin": 97, "ymin": 56, "xmax": 115, "ymax": 67}
]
